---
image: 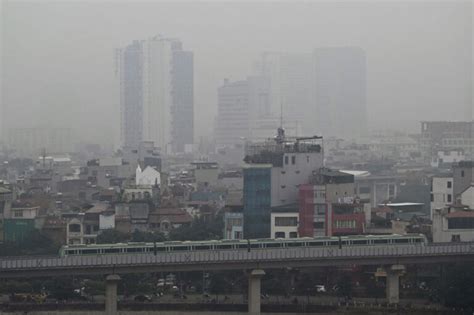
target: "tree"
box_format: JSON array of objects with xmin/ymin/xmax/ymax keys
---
[
  {"xmin": 131, "ymin": 230, "xmax": 166, "ymax": 242},
  {"xmin": 169, "ymin": 214, "xmax": 224, "ymax": 241},
  {"xmin": 96, "ymin": 229, "xmax": 129, "ymax": 244},
  {"xmin": 435, "ymin": 264, "xmax": 474, "ymax": 309},
  {"xmin": 0, "ymin": 229, "xmax": 59, "ymax": 256}
]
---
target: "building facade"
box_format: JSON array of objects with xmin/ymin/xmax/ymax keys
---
[
  {"xmin": 420, "ymin": 121, "xmax": 474, "ymax": 161},
  {"xmin": 243, "ymin": 131, "xmax": 324, "ymax": 238},
  {"xmin": 117, "ymin": 37, "xmax": 194, "ymax": 153},
  {"xmin": 430, "ymin": 175, "xmax": 453, "ymax": 220}
]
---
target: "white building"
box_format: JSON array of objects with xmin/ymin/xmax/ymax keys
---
[
  {"xmin": 431, "ymin": 150, "xmax": 466, "ymax": 168},
  {"xmin": 136, "ymin": 165, "xmax": 161, "ymax": 187},
  {"xmin": 430, "ymin": 175, "xmax": 453, "ymax": 220},
  {"xmin": 271, "ymin": 211, "xmax": 299, "ymax": 239},
  {"xmin": 461, "ymin": 185, "xmax": 474, "ymax": 208}
]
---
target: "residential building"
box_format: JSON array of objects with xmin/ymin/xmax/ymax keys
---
[
  {"xmin": 432, "ymin": 206, "xmax": 474, "ymax": 242},
  {"xmin": 192, "ymin": 162, "xmax": 219, "ymax": 188},
  {"xmin": 420, "ymin": 121, "xmax": 474, "ymax": 161},
  {"xmin": 80, "ymin": 158, "xmax": 135, "ymax": 189},
  {"xmin": 430, "ymin": 174, "xmax": 453, "ymax": 219},
  {"xmin": 0, "ymin": 187, "xmax": 12, "ymax": 242},
  {"xmin": 270, "ymin": 204, "xmax": 299, "ymax": 239},
  {"xmin": 117, "ymin": 37, "xmax": 194, "ymax": 153},
  {"xmin": 431, "ymin": 150, "xmax": 466, "ymax": 168},
  {"xmin": 299, "ymin": 168, "xmax": 365, "ymax": 237},
  {"xmin": 64, "ymin": 203, "xmax": 110, "ymax": 245},
  {"xmin": 148, "ymin": 208, "xmax": 192, "ymax": 235},
  {"xmin": 243, "ymin": 130, "xmax": 324, "ymax": 238},
  {"xmin": 223, "ymin": 211, "xmax": 243, "ymax": 240},
  {"xmin": 453, "ymin": 161, "xmax": 474, "ymax": 201}
]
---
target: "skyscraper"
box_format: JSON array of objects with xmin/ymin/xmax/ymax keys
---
[
  {"xmin": 117, "ymin": 36, "xmax": 194, "ymax": 153},
  {"xmin": 314, "ymin": 47, "xmax": 367, "ymax": 140},
  {"xmin": 255, "ymin": 47, "xmax": 367, "ymax": 140}
]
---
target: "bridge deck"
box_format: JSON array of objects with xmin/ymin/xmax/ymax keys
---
[{"xmin": 1, "ymin": 243, "xmax": 474, "ymax": 278}]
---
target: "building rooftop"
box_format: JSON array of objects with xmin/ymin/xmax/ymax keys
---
[
  {"xmin": 271, "ymin": 203, "xmax": 299, "ymax": 213},
  {"xmin": 446, "ymin": 210, "xmax": 474, "ymax": 218}
]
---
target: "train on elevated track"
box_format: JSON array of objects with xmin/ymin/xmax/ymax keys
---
[{"xmin": 59, "ymin": 234, "xmax": 428, "ymax": 257}]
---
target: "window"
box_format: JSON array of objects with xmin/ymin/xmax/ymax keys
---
[
  {"xmin": 430, "ymin": 194, "xmax": 434, "ymax": 202},
  {"xmin": 289, "ymin": 232, "xmax": 298, "ymax": 238},
  {"xmin": 394, "ymin": 238, "xmax": 409, "ymax": 244},
  {"xmin": 359, "ymin": 186, "xmax": 370, "ymax": 194},
  {"xmin": 13, "ymin": 210, "xmax": 23, "ymax": 218},
  {"xmin": 69, "ymin": 224, "xmax": 81, "ymax": 233},
  {"xmin": 447, "ymin": 181, "xmax": 452, "ymax": 188},
  {"xmin": 316, "ymin": 205, "xmax": 326, "ymax": 215},
  {"xmin": 451, "ymin": 235, "xmax": 461, "ymax": 242},
  {"xmin": 266, "ymin": 243, "xmax": 282, "ymax": 248},
  {"xmin": 313, "ymin": 221, "xmax": 324, "ymax": 229},
  {"xmin": 335, "ymin": 220, "xmax": 356, "ymax": 229},
  {"xmin": 275, "ymin": 232, "xmax": 285, "ymax": 238},
  {"xmin": 291, "ymin": 156, "xmax": 296, "ymax": 165},
  {"xmin": 447, "ymin": 194, "xmax": 452, "ymax": 203},
  {"xmin": 285, "ymin": 156, "xmax": 289, "ymax": 165},
  {"xmin": 448, "ymin": 218, "xmax": 474, "ymax": 229},
  {"xmin": 461, "ymin": 171, "xmax": 465, "ymax": 177},
  {"xmin": 275, "ymin": 217, "xmax": 298, "ymax": 226},
  {"xmin": 388, "ymin": 185, "xmax": 395, "ymax": 196}
]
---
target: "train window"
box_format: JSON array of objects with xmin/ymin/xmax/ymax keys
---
[
  {"xmin": 265, "ymin": 243, "xmax": 282, "ymax": 248},
  {"xmin": 341, "ymin": 241, "xmax": 349, "ymax": 245},
  {"xmin": 171, "ymin": 246, "xmax": 189, "ymax": 251},
  {"xmin": 394, "ymin": 238, "xmax": 409, "ymax": 244},
  {"xmin": 287, "ymin": 242, "xmax": 303, "ymax": 247},
  {"xmin": 216, "ymin": 245, "xmax": 233, "ymax": 250},
  {"xmin": 238, "ymin": 244, "xmax": 249, "ymax": 249},
  {"xmin": 126, "ymin": 247, "xmax": 142, "ymax": 253},
  {"xmin": 82, "ymin": 249, "xmax": 99, "ymax": 255},
  {"xmin": 250, "ymin": 244, "xmax": 261, "ymax": 249},
  {"xmin": 414, "ymin": 238, "xmax": 422, "ymax": 243},
  {"xmin": 308, "ymin": 242, "xmax": 324, "ymax": 247},
  {"xmin": 329, "ymin": 241, "xmax": 339, "ymax": 246},
  {"xmin": 374, "ymin": 239, "xmax": 388, "ymax": 244},
  {"xmin": 195, "ymin": 245, "xmax": 212, "ymax": 250},
  {"xmin": 156, "ymin": 247, "xmax": 166, "ymax": 252},
  {"xmin": 352, "ymin": 240, "xmax": 367, "ymax": 245},
  {"xmin": 104, "ymin": 248, "xmax": 121, "ymax": 254}
]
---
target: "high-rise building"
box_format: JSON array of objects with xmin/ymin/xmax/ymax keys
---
[
  {"xmin": 314, "ymin": 47, "xmax": 367, "ymax": 140},
  {"xmin": 242, "ymin": 129, "xmax": 324, "ymax": 238},
  {"xmin": 117, "ymin": 36, "xmax": 194, "ymax": 153},
  {"xmin": 215, "ymin": 77, "xmax": 300, "ymax": 148},
  {"xmin": 255, "ymin": 47, "xmax": 367, "ymax": 140}
]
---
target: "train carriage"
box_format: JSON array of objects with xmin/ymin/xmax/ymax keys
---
[{"xmin": 59, "ymin": 234, "xmax": 427, "ymax": 257}]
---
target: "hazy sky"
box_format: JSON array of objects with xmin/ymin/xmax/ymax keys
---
[{"xmin": 1, "ymin": 0, "xmax": 473, "ymax": 147}]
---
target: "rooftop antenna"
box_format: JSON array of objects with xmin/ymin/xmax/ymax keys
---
[
  {"xmin": 41, "ymin": 148, "xmax": 47, "ymax": 169},
  {"xmin": 276, "ymin": 103, "xmax": 285, "ymax": 144},
  {"xmin": 280, "ymin": 102, "xmax": 283, "ymax": 129}
]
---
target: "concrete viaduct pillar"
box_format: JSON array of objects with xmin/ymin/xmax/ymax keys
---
[
  {"xmin": 248, "ymin": 269, "xmax": 265, "ymax": 315},
  {"xmin": 385, "ymin": 265, "xmax": 405, "ymax": 304},
  {"xmin": 105, "ymin": 274, "xmax": 121, "ymax": 315}
]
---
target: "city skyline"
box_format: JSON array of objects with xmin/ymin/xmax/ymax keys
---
[{"xmin": 1, "ymin": 1, "xmax": 472, "ymax": 149}]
